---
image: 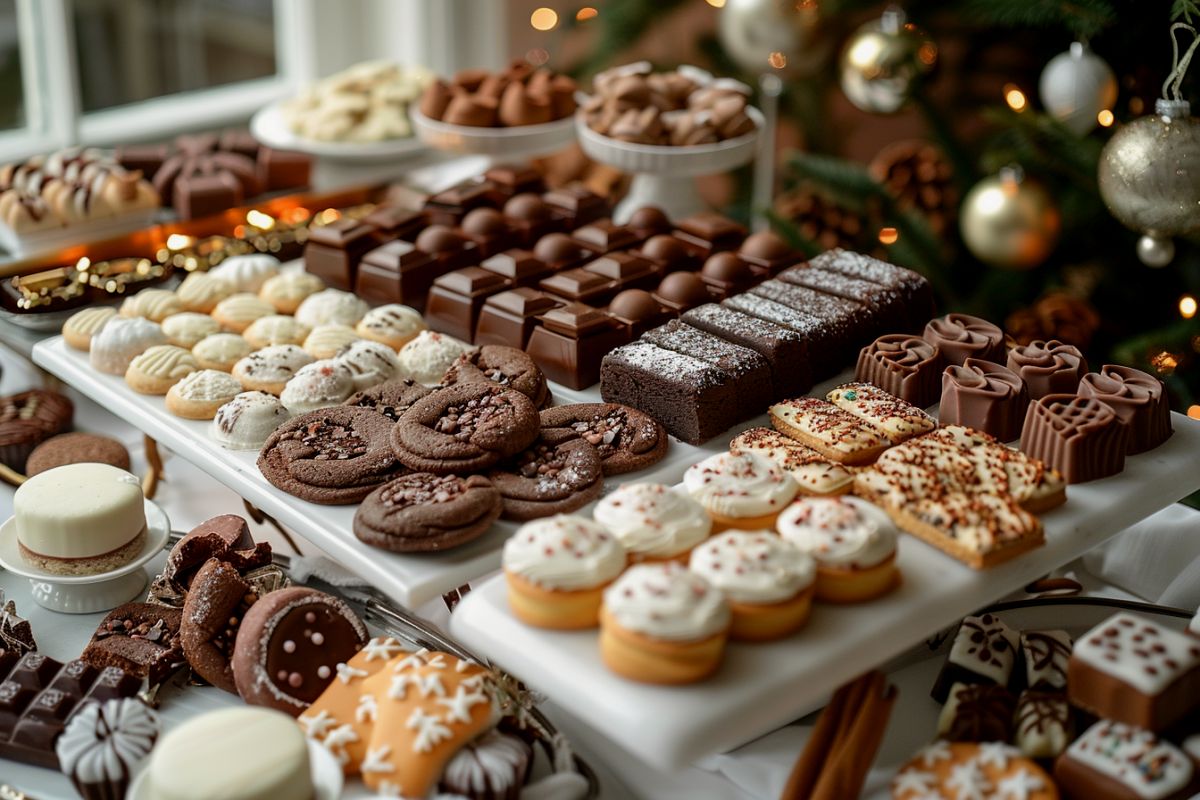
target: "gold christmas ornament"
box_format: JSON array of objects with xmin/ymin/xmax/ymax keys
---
[
  {"xmin": 960, "ymin": 168, "xmax": 1061, "ymax": 270},
  {"xmin": 1038, "ymin": 42, "xmax": 1117, "ymax": 135},
  {"xmin": 839, "ymin": 6, "xmax": 937, "ymax": 114},
  {"xmin": 717, "ymin": 0, "xmax": 833, "ymax": 77}
]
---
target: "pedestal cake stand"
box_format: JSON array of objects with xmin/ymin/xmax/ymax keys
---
[{"xmin": 410, "ymin": 108, "xmax": 577, "ymax": 167}]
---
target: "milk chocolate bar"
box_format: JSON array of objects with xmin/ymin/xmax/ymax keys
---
[
  {"xmin": 304, "ymin": 217, "xmax": 379, "ymax": 291},
  {"xmin": 526, "ymin": 303, "xmax": 625, "ymax": 390},
  {"xmin": 355, "ymin": 240, "xmax": 438, "ymax": 310},
  {"xmin": 425, "ymin": 267, "xmax": 513, "ymax": 341},
  {"xmin": 475, "ymin": 288, "xmax": 563, "ymax": 349}
]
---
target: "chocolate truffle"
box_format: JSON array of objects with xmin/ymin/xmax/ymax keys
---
[
  {"xmin": 638, "ymin": 234, "xmax": 694, "ymax": 272},
  {"xmin": 1006, "ymin": 339, "xmax": 1088, "ymax": 399},
  {"xmin": 653, "ymin": 271, "xmax": 711, "ymax": 313},
  {"xmin": 1078, "ymin": 364, "xmax": 1173, "ymax": 453},
  {"xmin": 533, "ymin": 232, "xmax": 592, "ymax": 270},
  {"xmin": 939, "ymin": 359, "xmax": 1030, "ymax": 442},
  {"xmin": 699, "ymin": 251, "xmax": 755, "ymax": 298},
  {"xmin": 416, "ymin": 224, "xmax": 470, "ymax": 255},
  {"xmin": 923, "ymin": 313, "xmax": 1006, "ymax": 366},
  {"xmin": 626, "ymin": 206, "xmax": 672, "ymax": 238}
]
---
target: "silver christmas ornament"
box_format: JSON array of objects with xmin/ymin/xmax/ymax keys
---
[
  {"xmin": 960, "ymin": 168, "xmax": 1061, "ymax": 270},
  {"xmin": 717, "ymin": 0, "xmax": 833, "ymax": 78},
  {"xmin": 839, "ymin": 6, "xmax": 937, "ymax": 114},
  {"xmin": 1136, "ymin": 234, "xmax": 1176, "ymax": 268},
  {"xmin": 1038, "ymin": 42, "xmax": 1118, "ymax": 135}
]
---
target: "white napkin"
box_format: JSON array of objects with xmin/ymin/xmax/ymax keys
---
[{"xmin": 1080, "ymin": 503, "xmax": 1200, "ymax": 610}]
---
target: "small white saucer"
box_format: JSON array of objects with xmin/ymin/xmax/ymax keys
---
[
  {"xmin": 127, "ymin": 739, "xmax": 344, "ymax": 800},
  {"xmin": 0, "ymin": 499, "xmax": 170, "ymax": 613},
  {"xmin": 250, "ymin": 99, "xmax": 428, "ymax": 163}
]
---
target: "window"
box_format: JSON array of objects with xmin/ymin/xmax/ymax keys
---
[{"xmin": 0, "ymin": 0, "xmax": 23, "ymax": 131}]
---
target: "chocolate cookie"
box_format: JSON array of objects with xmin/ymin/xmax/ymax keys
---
[
  {"xmin": 391, "ymin": 383, "xmax": 540, "ymax": 475},
  {"xmin": 181, "ymin": 558, "xmax": 256, "ymax": 693},
  {"xmin": 0, "ymin": 389, "xmax": 74, "ymax": 470},
  {"xmin": 539, "ymin": 403, "xmax": 667, "ymax": 475},
  {"xmin": 81, "ymin": 603, "xmax": 186, "ymax": 686},
  {"xmin": 231, "ymin": 587, "xmax": 367, "ymax": 716},
  {"xmin": 24, "ymin": 432, "xmax": 131, "ymax": 476},
  {"xmin": 489, "ymin": 433, "xmax": 603, "ymax": 520},
  {"xmin": 353, "ymin": 472, "xmax": 502, "ymax": 552},
  {"xmin": 343, "ymin": 377, "xmax": 431, "ymax": 422},
  {"xmin": 258, "ymin": 407, "xmax": 401, "ymax": 505},
  {"xmin": 441, "ymin": 345, "xmax": 551, "ymax": 408}
]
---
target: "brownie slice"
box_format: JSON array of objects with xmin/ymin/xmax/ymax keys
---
[
  {"xmin": 81, "ymin": 604, "xmax": 186, "ymax": 687},
  {"xmin": 642, "ymin": 320, "xmax": 772, "ymax": 422},
  {"xmin": 683, "ymin": 303, "xmax": 812, "ymax": 396},
  {"xmin": 806, "ymin": 248, "xmax": 935, "ymax": 330},
  {"xmin": 777, "ymin": 266, "xmax": 907, "ymax": 334},
  {"xmin": 600, "ymin": 341, "xmax": 739, "ymax": 444},
  {"xmin": 722, "ymin": 294, "xmax": 839, "ymax": 380},
  {"xmin": 750, "ymin": 280, "xmax": 874, "ymax": 368}
]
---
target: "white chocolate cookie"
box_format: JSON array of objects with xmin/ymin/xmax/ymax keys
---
[
  {"xmin": 161, "ymin": 312, "xmax": 220, "ymax": 349},
  {"xmin": 165, "ymin": 369, "xmax": 243, "ymax": 420},
  {"xmin": 125, "ymin": 344, "xmax": 198, "ymax": 394}
]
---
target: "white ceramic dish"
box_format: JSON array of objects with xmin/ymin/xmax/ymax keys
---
[
  {"xmin": 450, "ymin": 411, "xmax": 1200, "ymax": 771},
  {"xmin": 249, "ymin": 100, "xmax": 428, "ymax": 163},
  {"xmin": 410, "ymin": 107, "xmax": 577, "ymax": 161},
  {"xmin": 0, "ymin": 499, "xmax": 170, "ymax": 613}
]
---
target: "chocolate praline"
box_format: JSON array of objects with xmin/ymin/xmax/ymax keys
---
[
  {"xmin": 939, "ymin": 358, "xmax": 1029, "ymax": 442},
  {"xmin": 1006, "ymin": 339, "xmax": 1088, "ymax": 399},
  {"xmin": 923, "ymin": 313, "xmax": 1006, "ymax": 366},
  {"xmin": 533, "ymin": 232, "xmax": 588, "ymax": 266},
  {"xmin": 504, "ymin": 193, "xmax": 552, "ymax": 222},
  {"xmin": 701, "ymin": 252, "xmax": 752, "ymax": 282},
  {"xmin": 626, "ymin": 206, "xmax": 672, "ymax": 237},
  {"xmin": 461, "ymin": 207, "xmax": 509, "ymax": 237},
  {"xmin": 639, "ymin": 235, "xmax": 691, "ymax": 270},
  {"xmin": 739, "ymin": 230, "xmax": 793, "ymax": 260},
  {"xmin": 653, "ymin": 271, "xmax": 711, "ymax": 311},
  {"xmin": 609, "ymin": 288, "xmax": 661, "ymax": 321},
  {"xmin": 1077, "ymin": 364, "xmax": 1173, "ymax": 453},
  {"xmin": 416, "ymin": 225, "xmax": 470, "ymax": 255}
]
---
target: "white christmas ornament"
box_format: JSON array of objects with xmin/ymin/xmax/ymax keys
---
[{"xmin": 1039, "ymin": 42, "xmax": 1117, "ymax": 135}]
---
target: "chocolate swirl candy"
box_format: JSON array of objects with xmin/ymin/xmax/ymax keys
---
[
  {"xmin": 1006, "ymin": 339, "xmax": 1087, "ymax": 399},
  {"xmin": 939, "ymin": 358, "xmax": 1029, "ymax": 442},
  {"xmin": 922, "ymin": 313, "xmax": 1005, "ymax": 366},
  {"xmin": 1019, "ymin": 394, "xmax": 1128, "ymax": 483},
  {"xmin": 1077, "ymin": 364, "xmax": 1173, "ymax": 453},
  {"xmin": 854, "ymin": 334, "xmax": 943, "ymax": 408}
]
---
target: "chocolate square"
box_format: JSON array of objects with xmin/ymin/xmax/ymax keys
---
[
  {"xmin": 355, "ymin": 240, "xmax": 438, "ymax": 310},
  {"xmin": 173, "ymin": 172, "xmax": 242, "ymax": 220},
  {"xmin": 682, "ymin": 303, "xmax": 812, "ymax": 396},
  {"xmin": 219, "ymin": 128, "xmax": 261, "ymax": 159},
  {"xmin": 425, "ymin": 267, "xmax": 512, "ymax": 342},
  {"xmin": 423, "ymin": 181, "xmax": 498, "ymax": 226},
  {"xmin": 480, "ymin": 249, "xmax": 554, "ymax": 286},
  {"xmin": 543, "ymin": 185, "xmax": 609, "ymax": 228},
  {"xmin": 526, "ymin": 303, "xmax": 626, "ymax": 389},
  {"xmin": 674, "ymin": 212, "xmax": 747, "ymax": 257},
  {"xmin": 116, "ymin": 143, "xmax": 170, "ymax": 176},
  {"xmin": 305, "ymin": 218, "xmax": 380, "ymax": 291},
  {"xmin": 256, "ymin": 147, "xmax": 311, "ymax": 191},
  {"xmin": 475, "ymin": 288, "xmax": 564, "ymax": 349},
  {"xmin": 539, "ymin": 267, "xmax": 619, "ymax": 306},
  {"xmin": 484, "ymin": 165, "xmax": 545, "ymax": 197},
  {"xmin": 362, "ymin": 205, "xmax": 427, "ymax": 243},
  {"xmin": 572, "ymin": 219, "xmax": 641, "ymax": 252},
  {"xmin": 582, "ymin": 252, "xmax": 661, "ymax": 292}
]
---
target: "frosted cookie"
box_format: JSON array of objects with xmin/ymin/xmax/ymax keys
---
[
  {"xmin": 125, "ymin": 344, "xmax": 198, "ymax": 394},
  {"xmin": 931, "ymin": 613, "xmax": 1019, "ymax": 702},
  {"xmin": 210, "ymin": 252, "xmax": 281, "ymax": 293},
  {"xmin": 334, "ymin": 339, "xmax": 402, "ymax": 390},
  {"xmin": 1055, "ymin": 721, "xmax": 1198, "ymax": 800},
  {"xmin": 893, "ymin": 490, "xmax": 1042, "ymax": 569},
  {"xmin": 176, "ymin": 271, "xmax": 235, "ymax": 314},
  {"xmin": 213, "ymin": 392, "xmax": 291, "ymax": 450},
  {"xmin": 63, "ymin": 306, "xmax": 117, "ymax": 351},
  {"xmin": 192, "ymin": 332, "xmax": 253, "ymax": 372},
  {"xmin": 302, "ymin": 324, "xmax": 360, "ymax": 360},
  {"xmin": 161, "ymin": 311, "xmax": 220, "ymax": 349},
  {"xmin": 777, "ymin": 496, "xmax": 900, "ymax": 603},
  {"xmin": 891, "ymin": 741, "xmax": 1056, "ymax": 800},
  {"xmin": 259, "ymin": 271, "xmax": 324, "ymax": 315},
  {"xmin": 211, "ymin": 292, "xmax": 276, "ymax": 333},
  {"xmin": 600, "ymin": 562, "xmax": 731, "ymax": 684},
  {"xmin": 1015, "ymin": 690, "xmax": 1071, "ymax": 759},
  {"xmin": 593, "ymin": 483, "xmax": 711, "ymax": 562},
  {"xmin": 1021, "ymin": 630, "xmax": 1071, "ymax": 691},
  {"xmin": 119, "ymin": 288, "xmax": 182, "ymax": 322},
  {"xmin": 232, "ymin": 344, "xmax": 315, "ymax": 395},
  {"xmin": 280, "ymin": 360, "xmax": 356, "ymax": 415},
  {"xmin": 729, "ymin": 426, "xmax": 853, "ymax": 496},
  {"xmin": 689, "ymin": 530, "xmax": 815, "ymax": 641},
  {"xmin": 502, "ymin": 515, "xmax": 627, "ymax": 630},
  {"xmin": 769, "ymin": 397, "xmax": 891, "ymax": 465},
  {"xmin": 89, "ymin": 317, "xmax": 167, "ymax": 375},
  {"xmin": 294, "ymin": 288, "xmax": 369, "ymax": 329},
  {"xmin": 166, "ymin": 369, "xmax": 244, "ymax": 420},
  {"xmin": 356, "ymin": 303, "xmax": 426, "ymax": 350},
  {"xmin": 682, "ymin": 451, "xmax": 798, "ymax": 531},
  {"xmin": 242, "ymin": 314, "xmax": 310, "ymax": 349},
  {"xmin": 397, "ymin": 330, "xmax": 472, "ymax": 385},
  {"xmin": 826, "ymin": 381, "xmax": 936, "ymax": 443}
]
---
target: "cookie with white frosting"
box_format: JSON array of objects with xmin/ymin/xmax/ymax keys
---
[
  {"xmin": 212, "ymin": 392, "xmax": 291, "ymax": 450},
  {"xmin": 1055, "ymin": 721, "xmax": 1198, "ymax": 800},
  {"xmin": 89, "ymin": 317, "xmax": 167, "ymax": 375},
  {"xmin": 683, "ymin": 450, "xmax": 797, "ymax": 531},
  {"xmin": 280, "ymin": 360, "xmax": 356, "ymax": 415},
  {"xmin": 232, "ymin": 344, "xmax": 315, "ymax": 395},
  {"xmin": 594, "ymin": 482, "xmax": 711, "ymax": 562},
  {"xmin": 165, "ymin": 368, "xmax": 243, "ymax": 419},
  {"xmin": 192, "ymin": 332, "xmax": 253, "ymax": 372},
  {"xmin": 356, "ymin": 303, "xmax": 426, "ymax": 350},
  {"xmin": 892, "ymin": 741, "xmax": 1055, "ymax": 800},
  {"xmin": 295, "ymin": 288, "xmax": 370, "ymax": 329},
  {"xmin": 210, "ymin": 252, "xmax": 281, "ymax": 293}
]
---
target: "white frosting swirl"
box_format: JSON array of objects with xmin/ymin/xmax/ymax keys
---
[
  {"xmin": 688, "ymin": 531, "xmax": 815, "ymax": 604},
  {"xmin": 56, "ymin": 698, "xmax": 159, "ymax": 786},
  {"xmin": 503, "ymin": 515, "xmax": 626, "ymax": 591},
  {"xmin": 776, "ymin": 496, "xmax": 898, "ymax": 569},
  {"xmin": 683, "ymin": 451, "xmax": 797, "ymax": 519},
  {"xmin": 593, "ymin": 483, "xmax": 711, "ymax": 558},
  {"xmin": 602, "ymin": 562, "xmax": 730, "ymax": 641},
  {"xmin": 397, "ymin": 330, "xmax": 472, "ymax": 385}
]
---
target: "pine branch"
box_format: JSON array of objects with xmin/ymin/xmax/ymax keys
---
[
  {"xmin": 979, "ymin": 109, "xmax": 1102, "ymax": 189},
  {"xmin": 1175, "ymin": 0, "xmax": 1200, "ymax": 23},
  {"xmin": 962, "ymin": 0, "xmax": 1117, "ymax": 39}
]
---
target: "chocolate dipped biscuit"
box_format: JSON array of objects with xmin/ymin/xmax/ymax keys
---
[
  {"xmin": 854, "ymin": 334, "xmax": 943, "ymax": 408},
  {"xmin": 81, "ymin": 603, "xmax": 186, "ymax": 686},
  {"xmin": 391, "ymin": 383, "xmax": 540, "ymax": 475},
  {"xmin": 939, "ymin": 358, "xmax": 1030, "ymax": 442},
  {"xmin": 923, "ymin": 313, "xmax": 1005, "ymax": 366},
  {"xmin": 489, "ymin": 433, "xmax": 603, "ymax": 520},
  {"xmin": 440, "ymin": 345, "xmax": 551, "ymax": 409},
  {"xmin": 1006, "ymin": 339, "xmax": 1088, "ymax": 399},
  {"xmin": 353, "ymin": 472, "xmax": 501, "ymax": 552},
  {"xmin": 1020, "ymin": 394, "xmax": 1129, "ymax": 483},
  {"xmin": 181, "ymin": 558, "xmax": 255, "ymax": 693},
  {"xmin": 1078, "ymin": 364, "xmax": 1173, "ymax": 453},
  {"xmin": 258, "ymin": 407, "xmax": 401, "ymax": 504},
  {"xmin": 539, "ymin": 402, "xmax": 667, "ymax": 475},
  {"xmin": 343, "ymin": 377, "xmax": 431, "ymax": 422},
  {"xmin": 231, "ymin": 586, "xmax": 367, "ymax": 716}
]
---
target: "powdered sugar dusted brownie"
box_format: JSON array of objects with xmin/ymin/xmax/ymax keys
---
[
  {"xmin": 750, "ymin": 279, "xmax": 873, "ymax": 359},
  {"xmin": 722, "ymin": 294, "xmax": 840, "ymax": 379},
  {"xmin": 806, "ymin": 248, "xmax": 935, "ymax": 330},
  {"xmin": 682, "ymin": 303, "xmax": 812, "ymax": 396},
  {"xmin": 729, "ymin": 426, "xmax": 853, "ymax": 495},
  {"xmin": 777, "ymin": 265, "xmax": 907, "ymax": 333},
  {"xmin": 932, "ymin": 613, "xmax": 1019, "ymax": 702},
  {"xmin": 826, "ymin": 381, "xmax": 935, "ymax": 443},
  {"xmin": 1055, "ymin": 720, "xmax": 1199, "ymax": 800}
]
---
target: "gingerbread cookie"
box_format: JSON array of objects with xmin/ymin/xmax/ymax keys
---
[
  {"xmin": 231, "ymin": 586, "xmax": 367, "ymax": 716},
  {"xmin": 343, "ymin": 378, "xmax": 431, "ymax": 422},
  {"xmin": 891, "ymin": 741, "xmax": 1056, "ymax": 799},
  {"xmin": 391, "ymin": 383, "xmax": 539, "ymax": 475},
  {"xmin": 488, "ymin": 433, "xmax": 603, "ymax": 521},
  {"xmin": 258, "ymin": 407, "xmax": 401, "ymax": 505},
  {"xmin": 441, "ymin": 345, "xmax": 551, "ymax": 409},
  {"xmin": 353, "ymin": 473, "xmax": 502, "ymax": 552},
  {"xmin": 538, "ymin": 403, "xmax": 667, "ymax": 476}
]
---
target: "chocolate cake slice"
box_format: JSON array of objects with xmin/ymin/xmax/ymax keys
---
[
  {"xmin": 682, "ymin": 303, "xmax": 812, "ymax": 396},
  {"xmin": 722, "ymin": 294, "xmax": 843, "ymax": 379},
  {"xmin": 806, "ymin": 248, "xmax": 935, "ymax": 330},
  {"xmin": 642, "ymin": 320, "xmax": 773, "ymax": 421}
]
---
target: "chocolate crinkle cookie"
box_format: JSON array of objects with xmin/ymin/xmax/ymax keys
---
[
  {"xmin": 258, "ymin": 407, "xmax": 401, "ymax": 505},
  {"xmin": 391, "ymin": 383, "xmax": 540, "ymax": 475},
  {"xmin": 342, "ymin": 377, "xmax": 431, "ymax": 422},
  {"xmin": 539, "ymin": 402, "xmax": 668, "ymax": 475},
  {"xmin": 488, "ymin": 432, "xmax": 603, "ymax": 521},
  {"xmin": 353, "ymin": 472, "xmax": 502, "ymax": 552},
  {"xmin": 440, "ymin": 345, "xmax": 551, "ymax": 408}
]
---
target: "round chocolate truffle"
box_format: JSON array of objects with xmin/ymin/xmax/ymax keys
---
[
  {"xmin": 461, "ymin": 207, "xmax": 508, "ymax": 236},
  {"xmin": 415, "ymin": 224, "xmax": 468, "ymax": 254},
  {"xmin": 640, "ymin": 234, "xmax": 690, "ymax": 268},
  {"xmin": 701, "ymin": 252, "xmax": 752, "ymax": 282},
  {"xmin": 740, "ymin": 230, "xmax": 792, "ymax": 260},
  {"xmin": 534, "ymin": 232, "xmax": 583, "ymax": 264},
  {"xmin": 504, "ymin": 192, "xmax": 552, "ymax": 222},
  {"xmin": 654, "ymin": 271, "xmax": 710, "ymax": 308},
  {"xmin": 609, "ymin": 289, "xmax": 662, "ymax": 321},
  {"xmin": 626, "ymin": 206, "xmax": 672, "ymax": 235}
]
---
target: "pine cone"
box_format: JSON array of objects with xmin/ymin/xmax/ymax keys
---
[
  {"xmin": 1004, "ymin": 291, "xmax": 1100, "ymax": 348},
  {"xmin": 774, "ymin": 184, "xmax": 880, "ymax": 253},
  {"xmin": 869, "ymin": 140, "xmax": 956, "ymax": 236}
]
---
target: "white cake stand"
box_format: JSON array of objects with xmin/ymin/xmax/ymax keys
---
[
  {"xmin": 410, "ymin": 107, "xmax": 577, "ymax": 166},
  {"xmin": 250, "ymin": 99, "xmax": 428, "ymax": 163},
  {"xmin": 574, "ymin": 106, "xmax": 763, "ymax": 223},
  {"xmin": 0, "ymin": 499, "xmax": 170, "ymax": 614}
]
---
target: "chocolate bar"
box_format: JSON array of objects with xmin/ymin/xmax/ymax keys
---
[
  {"xmin": 355, "ymin": 240, "xmax": 438, "ymax": 310},
  {"xmin": 673, "ymin": 212, "xmax": 746, "ymax": 257},
  {"xmin": 526, "ymin": 303, "xmax": 626, "ymax": 390},
  {"xmin": 582, "ymin": 252, "xmax": 661, "ymax": 293},
  {"xmin": 479, "ymin": 249, "xmax": 555, "ymax": 287},
  {"xmin": 682, "ymin": 303, "xmax": 812, "ymax": 396},
  {"xmin": 425, "ymin": 267, "xmax": 513, "ymax": 341},
  {"xmin": 542, "ymin": 184, "xmax": 608, "ymax": 228},
  {"xmin": 475, "ymin": 288, "xmax": 564, "ymax": 349},
  {"xmin": 539, "ymin": 268, "xmax": 619, "ymax": 306},
  {"xmin": 932, "ymin": 613, "xmax": 1019, "ymax": 702},
  {"xmin": 304, "ymin": 217, "xmax": 379, "ymax": 291},
  {"xmin": 572, "ymin": 218, "xmax": 642, "ymax": 252}
]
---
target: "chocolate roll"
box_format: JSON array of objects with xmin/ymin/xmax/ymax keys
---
[
  {"xmin": 1078, "ymin": 364, "xmax": 1173, "ymax": 453},
  {"xmin": 1006, "ymin": 339, "xmax": 1088, "ymax": 399},
  {"xmin": 939, "ymin": 358, "xmax": 1029, "ymax": 442}
]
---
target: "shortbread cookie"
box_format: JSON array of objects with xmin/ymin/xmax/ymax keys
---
[
  {"xmin": 242, "ymin": 314, "xmax": 310, "ymax": 349},
  {"xmin": 161, "ymin": 311, "xmax": 220, "ymax": 349},
  {"xmin": 259, "ymin": 271, "xmax": 324, "ymax": 314},
  {"xmin": 210, "ymin": 253, "xmax": 280, "ymax": 293},
  {"xmin": 334, "ymin": 340, "xmax": 402, "ymax": 390},
  {"xmin": 90, "ymin": 317, "xmax": 167, "ymax": 375},
  {"xmin": 295, "ymin": 289, "xmax": 369, "ymax": 329},
  {"xmin": 176, "ymin": 271, "xmax": 234, "ymax": 313},
  {"xmin": 63, "ymin": 306, "xmax": 117, "ymax": 351},
  {"xmin": 232, "ymin": 344, "xmax": 315, "ymax": 395},
  {"xmin": 280, "ymin": 360, "xmax": 356, "ymax": 415},
  {"xmin": 125, "ymin": 345, "xmax": 198, "ymax": 394},
  {"xmin": 165, "ymin": 369, "xmax": 244, "ymax": 419},
  {"xmin": 730, "ymin": 426, "xmax": 853, "ymax": 496},
  {"xmin": 192, "ymin": 332, "xmax": 252, "ymax": 372},
  {"xmin": 826, "ymin": 382, "xmax": 935, "ymax": 443},
  {"xmin": 119, "ymin": 288, "xmax": 182, "ymax": 322},
  {"xmin": 891, "ymin": 741, "xmax": 1056, "ymax": 800},
  {"xmin": 769, "ymin": 397, "xmax": 891, "ymax": 465},
  {"xmin": 211, "ymin": 292, "xmax": 276, "ymax": 333},
  {"xmin": 355, "ymin": 303, "xmax": 425, "ymax": 350},
  {"xmin": 303, "ymin": 324, "xmax": 360, "ymax": 360}
]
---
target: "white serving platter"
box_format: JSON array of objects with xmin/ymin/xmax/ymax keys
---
[
  {"xmin": 250, "ymin": 100, "xmax": 429, "ymax": 163},
  {"xmin": 31, "ymin": 336, "xmax": 595, "ymax": 608},
  {"xmin": 450, "ymin": 410, "xmax": 1200, "ymax": 771}
]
